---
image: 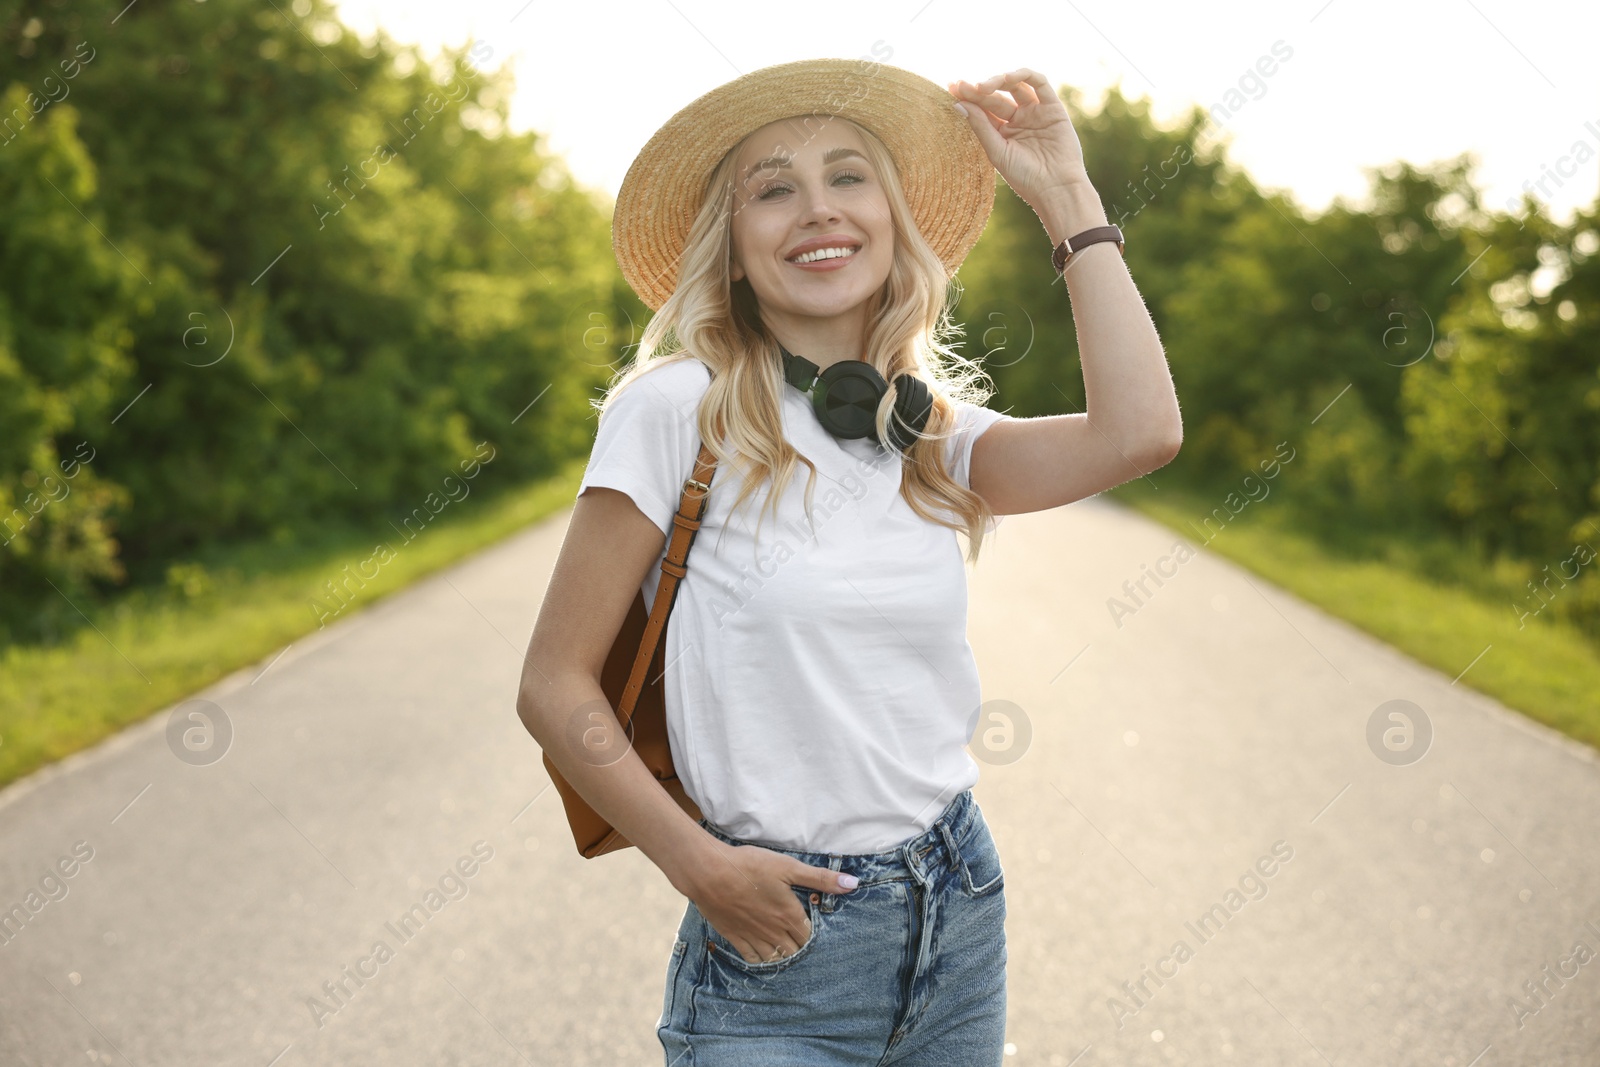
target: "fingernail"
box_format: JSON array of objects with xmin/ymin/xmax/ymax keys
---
[
  {"xmin": 838, "ymin": 873, "xmax": 860, "ymax": 890},
  {"xmin": 952, "ymin": 102, "xmax": 967, "ymax": 117}
]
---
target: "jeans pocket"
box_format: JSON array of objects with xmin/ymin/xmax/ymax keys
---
[
  {"xmin": 957, "ymin": 815, "xmax": 1006, "ymax": 898},
  {"xmin": 703, "ymin": 886, "xmax": 822, "ymax": 977}
]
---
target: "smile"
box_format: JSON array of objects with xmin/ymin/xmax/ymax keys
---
[{"xmin": 787, "ymin": 246, "xmax": 860, "ymax": 269}]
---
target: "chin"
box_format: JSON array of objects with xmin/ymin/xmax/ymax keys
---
[{"xmin": 790, "ymin": 289, "xmax": 877, "ymax": 317}]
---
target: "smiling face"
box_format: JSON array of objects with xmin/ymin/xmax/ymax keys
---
[{"xmin": 728, "ymin": 116, "xmax": 895, "ymax": 327}]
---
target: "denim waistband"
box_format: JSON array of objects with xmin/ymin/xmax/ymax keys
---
[{"xmin": 695, "ymin": 789, "xmax": 979, "ymax": 883}]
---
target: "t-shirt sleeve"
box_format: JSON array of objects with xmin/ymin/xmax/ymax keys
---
[
  {"xmin": 576, "ymin": 366, "xmax": 708, "ymax": 539},
  {"xmin": 945, "ymin": 400, "xmax": 1015, "ymax": 531}
]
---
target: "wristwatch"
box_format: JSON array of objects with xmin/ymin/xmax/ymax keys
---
[{"xmin": 1052, "ymin": 224, "xmax": 1125, "ymax": 274}]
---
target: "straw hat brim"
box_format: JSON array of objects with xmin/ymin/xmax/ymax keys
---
[{"xmin": 612, "ymin": 57, "xmax": 997, "ymax": 313}]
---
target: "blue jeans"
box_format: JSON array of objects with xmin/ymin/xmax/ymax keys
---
[{"xmin": 657, "ymin": 789, "xmax": 1008, "ymax": 1066}]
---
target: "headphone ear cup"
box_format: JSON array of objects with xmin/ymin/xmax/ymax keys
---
[
  {"xmin": 887, "ymin": 374, "xmax": 933, "ymax": 453},
  {"xmin": 815, "ymin": 360, "xmax": 890, "ymax": 441}
]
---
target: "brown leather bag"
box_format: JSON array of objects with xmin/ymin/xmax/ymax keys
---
[{"xmin": 542, "ymin": 442, "xmax": 720, "ymax": 857}]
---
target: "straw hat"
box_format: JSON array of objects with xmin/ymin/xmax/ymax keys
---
[{"xmin": 612, "ymin": 57, "xmax": 996, "ymax": 312}]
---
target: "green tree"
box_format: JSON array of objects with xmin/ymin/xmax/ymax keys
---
[
  {"xmin": 0, "ymin": 81, "xmax": 139, "ymax": 635},
  {"xmin": 0, "ymin": 0, "xmax": 624, "ymax": 641}
]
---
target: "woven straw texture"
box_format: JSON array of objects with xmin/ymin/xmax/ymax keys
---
[{"xmin": 612, "ymin": 57, "xmax": 997, "ymax": 312}]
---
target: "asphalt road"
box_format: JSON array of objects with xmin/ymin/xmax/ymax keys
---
[{"xmin": 2, "ymin": 494, "xmax": 1597, "ymax": 1066}]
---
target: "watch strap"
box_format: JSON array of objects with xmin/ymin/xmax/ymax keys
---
[{"xmin": 1052, "ymin": 224, "xmax": 1125, "ymax": 274}]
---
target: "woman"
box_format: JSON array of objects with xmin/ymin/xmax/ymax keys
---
[{"xmin": 520, "ymin": 58, "xmax": 1180, "ymax": 1065}]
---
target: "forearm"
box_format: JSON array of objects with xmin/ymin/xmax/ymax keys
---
[
  {"xmin": 1035, "ymin": 178, "xmax": 1182, "ymax": 455},
  {"xmin": 519, "ymin": 674, "xmax": 722, "ymax": 899}
]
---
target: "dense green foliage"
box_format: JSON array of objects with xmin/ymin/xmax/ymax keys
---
[
  {"xmin": 1, "ymin": 0, "xmax": 635, "ymax": 642},
  {"xmin": 956, "ymin": 87, "xmax": 1600, "ymax": 642},
  {"xmin": 3, "ymin": 3, "xmax": 1597, "ymax": 650}
]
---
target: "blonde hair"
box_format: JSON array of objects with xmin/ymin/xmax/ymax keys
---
[{"xmin": 595, "ymin": 115, "xmax": 1001, "ymax": 563}]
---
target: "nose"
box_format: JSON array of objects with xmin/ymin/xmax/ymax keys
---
[{"xmin": 797, "ymin": 177, "xmax": 843, "ymax": 223}]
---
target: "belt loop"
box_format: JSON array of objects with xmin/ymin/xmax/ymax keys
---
[
  {"xmin": 824, "ymin": 856, "xmax": 842, "ymax": 912},
  {"xmin": 936, "ymin": 820, "xmax": 960, "ymax": 871}
]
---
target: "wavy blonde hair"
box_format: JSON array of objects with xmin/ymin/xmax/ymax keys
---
[{"xmin": 596, "ymin": 115, "xmax": 1002, "ymax": 563}]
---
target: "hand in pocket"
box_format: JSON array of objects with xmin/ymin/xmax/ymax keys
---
[{"xmin": 690, "ymin": 840, "xmax": 857, "ymax": 964}]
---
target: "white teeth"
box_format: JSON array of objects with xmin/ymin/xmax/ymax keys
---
[{"xmin": 790, "ymin": 246, "xmax": 858, "ymax": 265}]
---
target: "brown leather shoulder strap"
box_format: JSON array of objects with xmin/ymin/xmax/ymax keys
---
[{"xmin": 614, "ymin": 442, "xmax": 718, "ymax": 727}]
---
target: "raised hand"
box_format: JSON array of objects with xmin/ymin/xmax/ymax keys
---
[{"xmin": 949, "ymin": 68, "xmax": 1091, "ymax": 212}]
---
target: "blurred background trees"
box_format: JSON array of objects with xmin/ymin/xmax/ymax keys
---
[
  {"xmin": 1, "ymin": 0, "xmax": 634, "ymax": 641},
  {"xmin": 957, "ymin": 86, "xmax": 1600, "ymax": 640},
  {"xmin": 3, "ymin": 1, "xmax": 1596, "ymax": 647}
]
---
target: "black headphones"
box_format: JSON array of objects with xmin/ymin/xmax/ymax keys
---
[{"xmin": 778, "ymin": 342, "xmax": 933, "ymax": 453}]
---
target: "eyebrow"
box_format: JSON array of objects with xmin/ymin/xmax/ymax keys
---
[{"xmin": 744, "ymin": 146, "xmax": 867, "ymax": 178}]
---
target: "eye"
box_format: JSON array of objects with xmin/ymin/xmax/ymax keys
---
[{"xmin": 756, "ymin": 169, "xmax": 869, "ymax": 201}]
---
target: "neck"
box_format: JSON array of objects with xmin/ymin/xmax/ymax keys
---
[{"xmin": 764, "ymin": 308, "xmax": 869, "ymax": 375}]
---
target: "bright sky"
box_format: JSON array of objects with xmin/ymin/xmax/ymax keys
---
[{"xmin": 329, "ymin": 0, "xmax": 1600, "ymax": 227}]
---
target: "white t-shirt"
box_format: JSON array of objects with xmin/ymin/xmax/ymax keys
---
[{"xmin": 575, "ymin": 356, "xmax": 1013, "ymax": 853}]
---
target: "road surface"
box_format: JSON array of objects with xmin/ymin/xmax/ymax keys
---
[{"xmin": 2, "ymin": 494, "xmax": 1597, "ymax": 1065}]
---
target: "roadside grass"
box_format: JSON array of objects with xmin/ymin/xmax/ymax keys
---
[
  {"xmin": 5, "ymin": 460, "xmax": 1595, "ymax": 792},
  {"xmin": 1110, "ymin": 478, "xmax": 1600, "ymax": 754},
  {"xmin": 0, "ymin": 460, "xmax": 587, "ymax": 790}
]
